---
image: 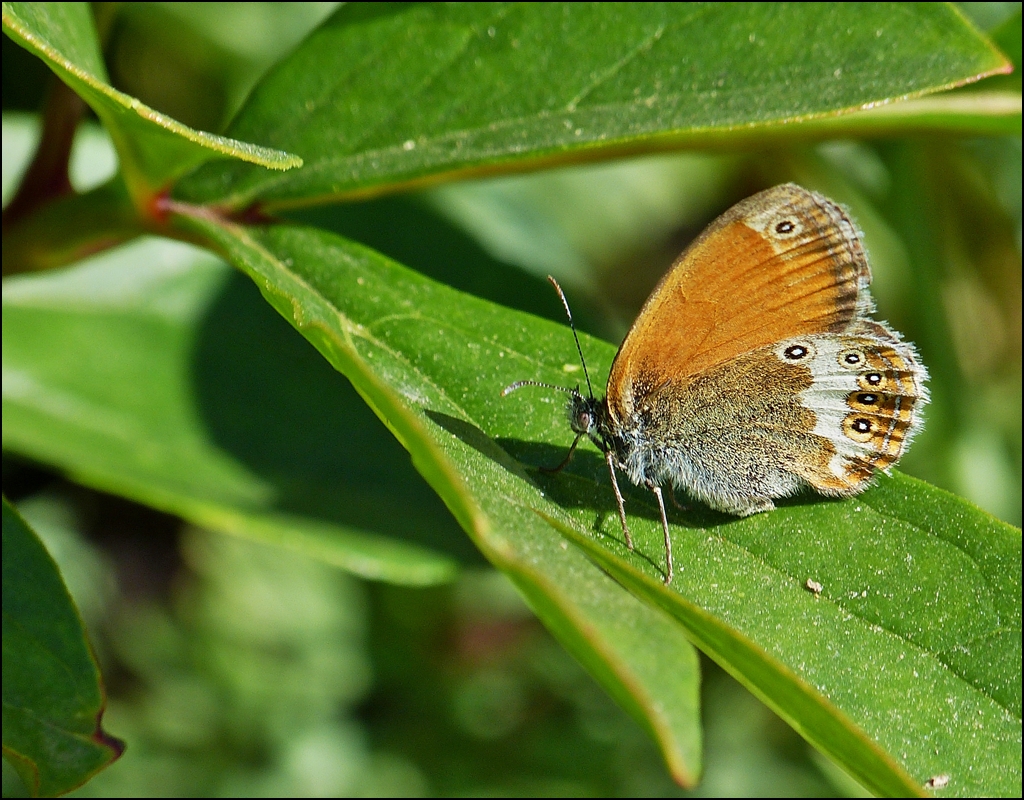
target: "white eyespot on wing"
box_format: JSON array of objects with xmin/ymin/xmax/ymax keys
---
[
  {"xmin": 745, "ymin": 202, "xmax": 809, "ymax": 249},
  {"xmin": 776, "ymin": 341, "xmax": 816, "ymax": 363}
]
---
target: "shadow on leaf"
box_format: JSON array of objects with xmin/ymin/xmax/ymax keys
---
[{"xmin": 190, "ymin": 271, "xmax": 485, "ymax": 565}]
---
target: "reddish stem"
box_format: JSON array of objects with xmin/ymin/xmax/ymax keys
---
[{"xmin": 2, "ymin": 77, "xmax": 85, "ymax": 229}]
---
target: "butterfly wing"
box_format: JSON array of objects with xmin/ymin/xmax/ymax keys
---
[
  {"xmin": 623, "ymin": 330, "xmax": 927, "ymax": 513},
  {"xmin": 606, "ymin": 184, "xmax": 872, "ymax": 424},
  {"xmin": 783, "ymin": 327, "xmax": 928, "ymax": 493}
]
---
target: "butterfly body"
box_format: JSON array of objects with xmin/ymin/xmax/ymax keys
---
[
  {"xmin": 595, "ymin": 344, "xmax": 816, "ymax": 516},
  {"xmin": 519, "ymin": 183, "xmax": 928, "ymax": 582}
]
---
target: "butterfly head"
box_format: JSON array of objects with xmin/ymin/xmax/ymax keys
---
[{"xmin": 566, "ymin": 388, "xmax": 605, "ymax": 441}]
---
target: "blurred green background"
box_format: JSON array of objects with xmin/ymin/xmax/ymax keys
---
[{"xmin": 3, "ymin": 2, "xmax": 1019, "ymax": 796}]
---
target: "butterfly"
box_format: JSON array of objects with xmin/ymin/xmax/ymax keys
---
[{"xmin": 505, "ymin": 184, "xmax": 928, "ymax": 583}]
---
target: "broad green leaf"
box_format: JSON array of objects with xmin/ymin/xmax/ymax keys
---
[
  {"xmin": 1, "ymin": 239, "xmax": 467, "ymax": 586},
  {"xmin": 175, "ymin": 3, "xmax": 1010, "ymax": 209},
  {"xmin": 175, "ymin": 213, "xmax": 1021, "ymax": 796},
  {"xmin": 1, "ymin": 496, "xmax": 124, "ymax": 796},
  {"xmin": 1, "ymin": 2, "xmax": 300, "ymax": 201},
  {"xmin": 562, "ymin": 475, "xmax": 1022, "ymax": 798},
  {"xmin": 0, "ymin": 240, "xmax": 704, "ymax": 785}
]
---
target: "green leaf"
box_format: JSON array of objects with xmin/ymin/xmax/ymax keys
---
[
  {"xmin": 569, "ymin": 474, "xmax": 1022, "ymax": 797},
  {"xmin": 177, "ymin": 211, "xmax": 707, "ymax": 782},
  {"xmin": 2, "ymin": 495, "xmax": 124, "ymax": 796},
  {"xmin": 1, "ymin": 2, "xmax": 301, "ymax": 200},
  {"xmin": 175, "ymin": 3, "xmax": 1010, "ymax": 209},
  {"xmin": 0, "ymin": 238, "xmax": 704, "ymax": 784},
  {"xmin": 174, "ymin": 213, "xmax": 1021, "ymax": 797},
  {"xmin": 1, "ymin": 238, "xmax": 467, "ymax": 585}
]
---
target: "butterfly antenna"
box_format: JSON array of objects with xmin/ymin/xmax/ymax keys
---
[
  {"xmin": 501, "ymin": 380, "xmax": 577, "ymax": 397},
  {"xmin": 547, "ymin": 276, "xmax": 594, "ymax": 399}
]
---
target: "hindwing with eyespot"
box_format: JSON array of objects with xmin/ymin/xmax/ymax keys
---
[{"xmin": 773, "ymin": 331, "xmax": 928, "ymax": 492}]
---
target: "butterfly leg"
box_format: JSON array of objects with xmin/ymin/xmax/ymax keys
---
[
  {"xmin": 605, "ymin": 450, "xmax": 634, "ymax": 551},
  {"xmin": 540, "ymin": 432, "xmax": 583, "ymax": 474},
  {"xmin": 667, "ymin": 485, "xmax": 689, "ymax": 511},
  {"xmin": 648, "ymin": 484, "xmax": 673, "ymax": 584}
]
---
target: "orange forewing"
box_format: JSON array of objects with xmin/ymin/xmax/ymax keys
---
[{"xmin": 607, "ymin": 185, "xmax": 870, "ymax": 416}]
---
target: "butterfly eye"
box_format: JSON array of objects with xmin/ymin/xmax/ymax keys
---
[
  {"xmin": 784, "ymin": 344, "xmax": 809, "ymax": 360},
  {"xmin": 774, "ymin": 219, "xmax": 796, "ymax": 234},
  {"xmin": 856, "ymin": 393, "xmax": 878, "ymax": 405},
  {"xmin": 863, "ymin": 372, "xmax": 883, "ymax": 386}
]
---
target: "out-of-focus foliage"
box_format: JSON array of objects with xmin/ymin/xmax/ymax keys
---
[
  {"xmin": 2, "ymin": 488, "xmax": 846, "ymax": 798},
  {"xmin": 3, "ymin": 2, "xmax": 1020, "ymax": 797}
]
